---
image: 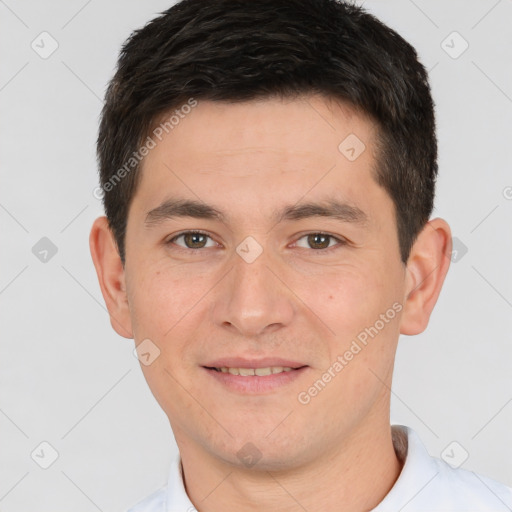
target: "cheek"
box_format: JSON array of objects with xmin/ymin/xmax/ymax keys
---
[
  {"xmin": 127, "ymin": 264, "xmax": 206, "ymax": 340},
  {"xmin": 310, "ymin": 265, "xmax": 401, "ymax": 360},
  {"xmin": 129, "ymin": 270, "xmax": 198, "ymax": 415},
  {"xmin": 128, "ymin": 278, "xmax": 167, "ymax": 340},
  {"xmin": 301, "ymin": 268, "xmax": 386, "ymax": 332}
]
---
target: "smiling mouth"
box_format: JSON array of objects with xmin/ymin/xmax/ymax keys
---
[
  {"xmin": 204, "ymin": 366, "xmax": 306, "ymax": 376},
  {"xmin": 203, "ymin": 364, "xmax": 308, "ymax": 393}
]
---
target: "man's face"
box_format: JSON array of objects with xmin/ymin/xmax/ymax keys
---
[{"xmin": 123, "ymin": 96, "xmax": 408, "ymax": 469}]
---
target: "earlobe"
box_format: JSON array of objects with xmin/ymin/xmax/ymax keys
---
[
  {"xmin": 399, "ymin": 218, "xmax": 452, "ymax": 336},
  {"xmin": 89, "ymin": 216, "xmax": 134, "ymax": 339}
]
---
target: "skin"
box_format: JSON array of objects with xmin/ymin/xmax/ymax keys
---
[{"xmin": 90, "ymin": 95, "xmax": 452, "ymax": 512}]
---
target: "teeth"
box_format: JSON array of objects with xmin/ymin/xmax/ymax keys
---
[
  {"xmin": 216, "ymin": 366, "xmax": 294, "ymax": 376},
  {"xmin": 255, "ymin": 367, "xmax": 272, "ymax": 376}
]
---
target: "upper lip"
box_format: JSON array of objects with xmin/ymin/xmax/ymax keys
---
[{"xmin": 203, "ymin": 357, "xmax": 307, "ymax": 369}]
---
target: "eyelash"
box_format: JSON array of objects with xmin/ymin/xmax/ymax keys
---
[{"xmin": 166, "ymin": 230, "xmax": 347, "ymax": 254}]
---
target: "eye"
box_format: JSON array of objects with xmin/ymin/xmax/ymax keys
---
[
  {"xmin": 166, "ymin": 230, "xmax": 218, "ymax": 250},
  {"xmin": 165, "ymin": 231, "xmax": 347, "ymax": 253},
  {"xmin": 294, "ymin": 232, "xmax": 347, "ymax": 252}
]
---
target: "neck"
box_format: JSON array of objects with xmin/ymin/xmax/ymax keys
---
[{"xmin": 175, "ymin": 417, "xmax": 403, "ymax": 512}]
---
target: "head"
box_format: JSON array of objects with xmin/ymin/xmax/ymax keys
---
[{"xmin": 90, "ymin": 0, "xmax": 451, "ymax": 470}]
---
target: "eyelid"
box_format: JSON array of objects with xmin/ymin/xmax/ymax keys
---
[
  {"xmin": 166, "ymin": 229, "xmax": 348, "ymax": 253},
  {"xmin": 166, "ymin": 230, "xmax": 220, "ymax": 250},
  {"xmin": 291, "ymin": 232, "xmax": 348, "ymax": 252}
]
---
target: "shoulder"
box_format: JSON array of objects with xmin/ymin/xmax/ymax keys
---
[
  {"xmin": 428, "ymin": 457, "xmax": 512, "ymax": 509},
  {"xmin": 379, "ymin": 425, "xmax": 512, "ymax": 511},
  {"xmin": 125, "ymin": 486, "xmax": 167, "ymax": 512}
]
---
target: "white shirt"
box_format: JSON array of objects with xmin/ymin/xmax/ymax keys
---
[{"xmin": 127, "ymin": 425, "xmax": 512, "ymax": 511}]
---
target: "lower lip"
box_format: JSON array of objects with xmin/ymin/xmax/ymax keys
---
[{"xmin": 203, "ymin": 366, "xmax": 308, "ymax": 394}]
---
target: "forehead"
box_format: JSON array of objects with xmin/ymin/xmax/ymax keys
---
[
  {"xmin": 149, "ymin": 95, "xmax": 374, "ymax": 162},
  {"xmin": 132, "ymin": 95, "xmax": 390, "ymax": 228}
]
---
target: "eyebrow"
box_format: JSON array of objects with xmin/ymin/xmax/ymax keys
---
[{"xmin": 145, "ymin": 197, "xmax": 368, "ymax": 227}]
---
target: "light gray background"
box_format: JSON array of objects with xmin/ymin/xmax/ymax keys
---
[{"xmin": 1, "ymin": 1, "xmax": 511, "ymax": 510}]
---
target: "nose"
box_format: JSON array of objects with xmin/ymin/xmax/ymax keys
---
[{"xmin": 212, "ymin": 244, "xmax": 295, "ymax": 338}]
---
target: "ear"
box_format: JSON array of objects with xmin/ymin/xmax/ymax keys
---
[
  {"xmin": 89, "ymin": 216, "xmax": 133, "ymax": 339},
  {"xmin": 400, "ymin": 217, "xmax": 452, "ymax": 335}
]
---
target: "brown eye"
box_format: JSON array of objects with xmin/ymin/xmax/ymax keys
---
[
  {"xmin": 168, "ymin": 231, "xmax": 215, "ymax": 250},
  {"xmin": 307, "ymin": 233, "xmax": 331, "ymax": 249},
  {"xmin": 294, "ymin": 233, "xmax": 346, "ymax": 252},
  {"xmin": 183, "ymin": 232, "xmax": 207, "ymax": 248}
]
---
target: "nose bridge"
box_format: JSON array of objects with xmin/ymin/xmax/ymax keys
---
[{"xmin": 214, "ymin": 239, "xmax": 295, "ymax": 336}]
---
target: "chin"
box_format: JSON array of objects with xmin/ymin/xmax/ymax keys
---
[{"xmin": 209, "ymin": 431, "xmax": 314, "ymax": 473}]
